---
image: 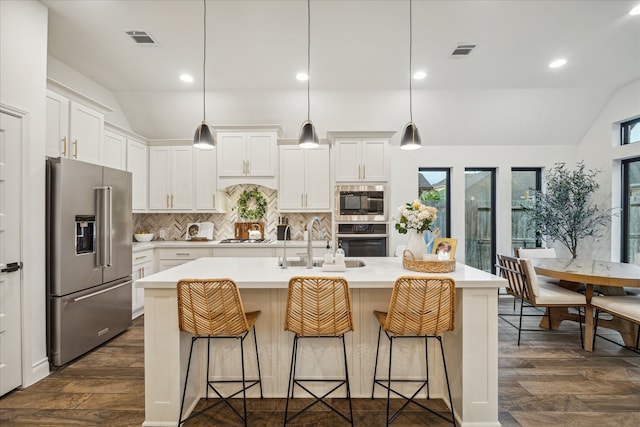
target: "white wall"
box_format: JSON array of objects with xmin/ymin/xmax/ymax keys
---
[
  {"xmin": 577, "ymin": 79, "xmax": 640, "ymax": 261},
  {"xmin": 47, "ymin": 55, "xmax": 132, "ymax": 130},
  {"xmin": 0, "ymin": 0, "xmax": 50, "ymax": 386},
  {"xmin": 116, "ymin": 88, "xmax": 611, "ymax": 146}
]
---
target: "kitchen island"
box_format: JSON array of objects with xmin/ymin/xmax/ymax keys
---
[{"xmin": 136, "ymin": 257, "xmax": 506, "ymax": 427}]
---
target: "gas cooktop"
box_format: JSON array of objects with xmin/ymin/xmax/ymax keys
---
[{"xmin": 219, "ymin": 238, "xmax": 272, "ymax": 244}]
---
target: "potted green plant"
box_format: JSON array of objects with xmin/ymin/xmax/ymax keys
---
[{"xmin": 522, "ymin": 161, "xmax": 614, "ymax": 258}]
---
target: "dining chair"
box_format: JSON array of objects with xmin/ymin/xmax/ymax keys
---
[
  {"xmin": 496, "ymin": 254, "xmax": 586, "ymax": 346},
  {"xmin": 177, "ymin": 278, "xmax": 263, "ymax": 426},
  {"xmin": 515, "ymin": 246, "xmax": 585, "ymax": 295},
  {"xmin": 283, "ymin": 276, "xmax": 354, "ymax": 426},
  {"xmin": 592, "ymin": 295, "xmax": 640, "ymax": 351},
  {"xmin": 514, "ymin": 247, "xmax": 557, "ymax": 259},
  {"xmin": 371, "ymin": 276, "xmax": 456, "ymax": 426}
]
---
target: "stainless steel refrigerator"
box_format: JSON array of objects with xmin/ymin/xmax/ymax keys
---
[{"xmin": 46, "ymin": 157, "xmax": 132, "ymax": 367}]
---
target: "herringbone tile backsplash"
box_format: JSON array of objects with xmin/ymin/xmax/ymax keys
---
[{"xmin": 133, "ymin": 184, "xmax": 331, "ymax": 241}]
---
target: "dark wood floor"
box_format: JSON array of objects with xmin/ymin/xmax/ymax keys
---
[{"xmin": 1, "ymin": 297, "xmax": 639, "ymax": 426}]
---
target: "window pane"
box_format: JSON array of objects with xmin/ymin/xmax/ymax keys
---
[
  {"xmin": 622, "ymin": 118, "xmax": 640, "ymax": 145},
  {"xmin": 465, "ymin": 169, "xmax": 496, "ymax": 273},
  {"xmin": 622, "ymin": 157, "xmax": 640, "ymax": 263},
  {"xmin": 418, "ymin": 169, "xmax": 450, "ymax": 245},
  {"xmin": 511, "ymin": 169, "xmax": 541, "ymax": 253}
]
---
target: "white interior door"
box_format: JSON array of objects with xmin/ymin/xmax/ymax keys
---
[{"xmin": 0, "ymin": 109, "xmax": 23, "ymax": 396}]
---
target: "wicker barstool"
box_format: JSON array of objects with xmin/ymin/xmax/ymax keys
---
[
  {"xmin": 371, "ymin": 276, "xmax": 457, "ymax": 426},
  {"xmin": 177, "ymin": 279, "xmax": 263, "ymax": 426},
  {"xmin": 283, "ymin": 276, "xmax": 355, "ymax": 426}
]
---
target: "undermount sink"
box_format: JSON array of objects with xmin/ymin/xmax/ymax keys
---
[{"xmin": 280, "ymin": 259, "xmax": 366, "ymax": 268}]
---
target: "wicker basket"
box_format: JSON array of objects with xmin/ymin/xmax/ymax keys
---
[{"xmin": 402, "ymin": 249, "xmax": 456, "ymax": 273}]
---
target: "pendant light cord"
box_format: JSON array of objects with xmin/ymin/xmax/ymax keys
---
[
  {"xmin": 409, "ymin": 0, "xmax": 413, "ymax": 123},
  {"xmin": 203, "ymin": 0, "xmax": 207, "ymax": 122},
  {"xmin": 307, "ymin": 0, "xmax": 311, "ymax": 121}
]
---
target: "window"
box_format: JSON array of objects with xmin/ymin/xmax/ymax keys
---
[
  {"xmin": 622, "ymin": 157, "xmax": 640, "ymax": 263},
  {"xmin": 511, "ymin": 168, "xmax": 542, "ymax": 253},
  {"xmin": 418, "ymin": 168, "xmax": 450, "ymax": 239},
  {"xmin": 621, "ymin": 118, "xmax": 640, "ymax": 145},
  {"xmin": 465, "ymin": 168, "xmax": 496, "ymax": 273}
]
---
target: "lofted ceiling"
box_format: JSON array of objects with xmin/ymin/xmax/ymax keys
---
[{"xmin": 42, "ymin": 0, "xmax": 640, "ymax": 142}]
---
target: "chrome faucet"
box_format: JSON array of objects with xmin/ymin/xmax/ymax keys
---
[
  {"xmin": 306, "ymin": 216, "xmax": 324, "ymax": 268},
  {"xmin": 280, "ymin": 224, "xmax": 291, "ymax": 269}
]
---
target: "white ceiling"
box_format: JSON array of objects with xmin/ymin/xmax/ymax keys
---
[{"xmin": 42, "ymin": 0, "xmax": 640, "ymax": 142}]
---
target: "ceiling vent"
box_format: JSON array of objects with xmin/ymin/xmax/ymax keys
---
[
  {"xmin": 451, "ymin": 44, "xmax": 477, "ymax": 57},
  {"xmin": 125, "ymin": 30, "xmax": 157, "ymax": 46}
]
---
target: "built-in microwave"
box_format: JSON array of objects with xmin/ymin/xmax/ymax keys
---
[{"xmin": 335, "ymin": 185, "xmax": 387, "ymax": 222}]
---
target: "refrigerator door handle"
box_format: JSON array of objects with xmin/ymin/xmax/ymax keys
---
[
  {"xmin": 72, "ymin": 279, "xmax": 133, "ymax": 303},
  {"xmin": 96, "ymin": 186, "xmax": 113, "ymax": 267}
]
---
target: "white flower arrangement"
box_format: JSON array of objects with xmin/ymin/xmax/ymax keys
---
[{"xmin": 395, "ymin": 199, "xmax": 438, "ymax": 234}]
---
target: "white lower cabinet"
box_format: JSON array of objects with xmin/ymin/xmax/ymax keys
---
[
  {"xmin": 132, "ymin": 249, "xmax": 155, "ymax": 318},
  {"xmin": 157, "ymin": 248, "xmax": 212, "ymax": 271}
]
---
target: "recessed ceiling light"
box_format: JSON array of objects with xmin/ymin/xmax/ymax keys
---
[
  {"xmin": 296, "ymin": 72, "xmax": 309, "ymax": 81},
  {"xmin": 549, "ymin": 58, "xmax": 567, "ymax": 69},
  {"xmin": 630, "ymin": 5, "xmax": 640, "ymax": 15},
  {"xmin": 180, "ymin": 74, "xmax": 194, "ymax": 83},
  {"xmin": 413, "ymin": 71, "xmax": 427, "ymax": 80}
]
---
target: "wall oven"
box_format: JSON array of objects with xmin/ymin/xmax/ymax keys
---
[
  {"xmin": 336, "ymin": 185, "xmax": 387, "ymax": 222},
  {"xmin": 336, "ymin": 223, "xmax": 388, "ymax": 257}
]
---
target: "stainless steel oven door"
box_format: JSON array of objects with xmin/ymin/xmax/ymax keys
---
[{"xmin": 336, "ymin": 234, "xmax": 388, "ymax": 257}]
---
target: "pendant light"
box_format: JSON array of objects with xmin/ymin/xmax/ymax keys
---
[
  {"xmin": 298, "ymin": 0, "xmax": 319, "ymax": 148},
  {"xmin": 193, "ymin": 0, "xmax": 214, "ymax": 149},
  {"xmin": 400, "ymin": 0, "xmax": 421, "ymax": 150}
]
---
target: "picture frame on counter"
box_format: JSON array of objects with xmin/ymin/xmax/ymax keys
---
[
  {"xmin": 433, "ymin": 238, "xmax": 457, "ymax": 260},
  {"xmin": 185, "ymin": 222, "xmax": 214, "ymax": 241}
]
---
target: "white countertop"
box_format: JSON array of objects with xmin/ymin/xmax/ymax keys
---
[
  {"xmin": 135, "ymin": 256, "xmax": 507, "ymax": 290},
  {"xmin": 132, "ymin": 240, "xmax": 327, "ymax": 251}
]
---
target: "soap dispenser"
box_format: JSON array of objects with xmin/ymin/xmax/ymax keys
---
[
  {"xmin": 324, "ymin": 240, "xmax": 334, "ymax": 264},
  {"xmin": 335, "ymin": 241, "xmax": 345, "ymax": 265}
]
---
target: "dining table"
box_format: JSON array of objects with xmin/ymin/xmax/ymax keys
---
[{"xmin": 532, "ymin": 258, "xmax": 640, "ymax": 352}]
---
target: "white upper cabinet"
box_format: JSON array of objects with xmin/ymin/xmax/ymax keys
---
[
  {"xmin": 46, "ymin": 90, "xmax": 104, "ymax": 165},
  {"xmin": 149, "ymin": 146, "xmax": 193, "ymax": 210},
  {"xmin": 217, "ymin": 131, "xmax": 277, "ymax": 177},
  {"xmin": 103, "ymin": 129, "xmax": 127, "ymax": 170},
  {"xmin": 278, "ymin": 145, "xmax": 330, "ymax": 211},
  {"xmin": 127, "ymin": 137, "xmax": 148, "ymax": 212},
  {"xmin": 194, "ymin": 146, "xmax": 224, "ymax": 211},
  {"xmin": 334, "ymin": 138, "xmax": 389, "ymax": 182}
]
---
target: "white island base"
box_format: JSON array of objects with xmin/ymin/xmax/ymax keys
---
[{"xmin": 136, "ymin": 257, "xmax": 506, "ymax": 427}]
